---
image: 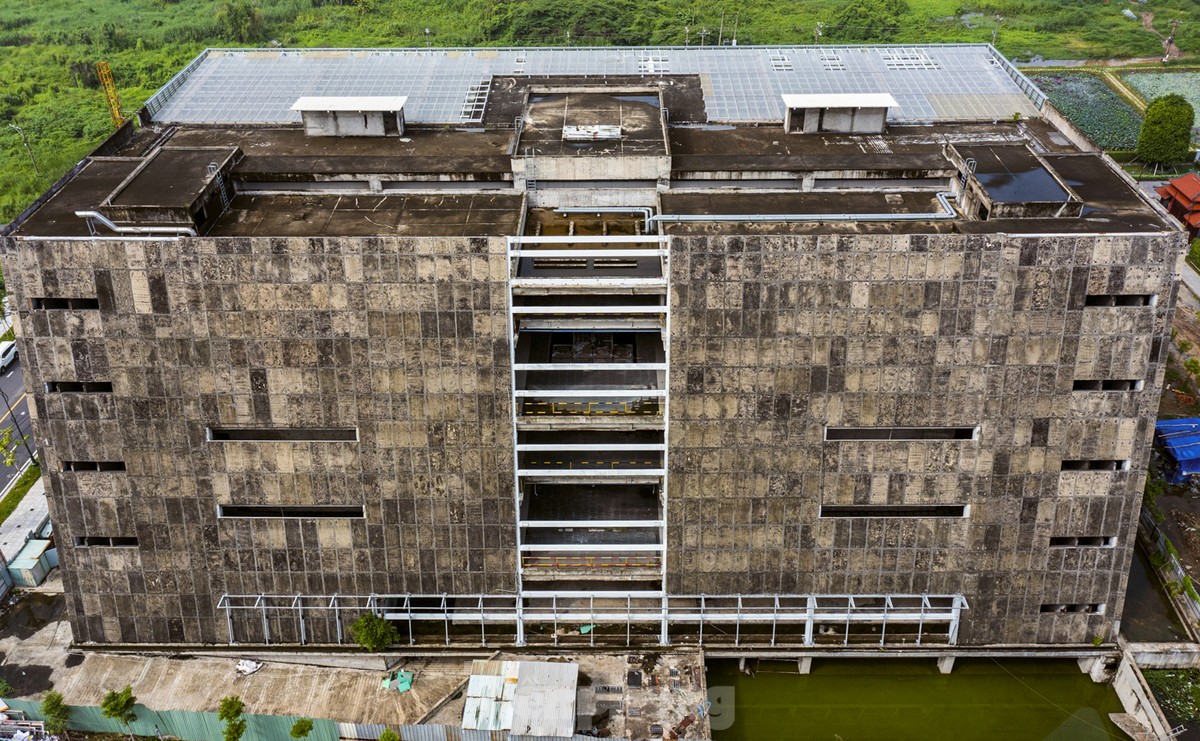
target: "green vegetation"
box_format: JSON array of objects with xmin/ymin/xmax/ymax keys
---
[
  {"xmin": 378, "ymin": 729, "xmax": 400, "ymax": 741},
  {"xmin": 1137, "ymin": 93, "xmax": 1196, "ymax": 167},
  {"xmin": 0, "ymin": 678, "xmax": 14, "ymax": 698},
  {"xmin": 99, "ymin": 684, "xmax": 138, "ymax": 741},
  {"xmin": 1028, "ymin": 72, "xmax": 1142, "ymax": 149},
  {"xmin": 0, "ymin": 464, "xmax": 40, "ymax": 526},
  {"xmin": 219, "ymin": 695, "xmax": 247, "ymax": 741},
  {"xmin": 1123, "ymin": 72, "xmax": 1200, "ymax": 144},
  {"xmin": 290, "ymin": 718, "xmax": 314, "ymax": 739},
  {"xmin": 0, "ymin": 327, "xmax": 13, "ymax": 343},
  {"xmin": 1, "ymin": 0, "xmax": 1200, "ymax": 223},
  {"xmin": 349, "ymin": 612, "xmax": 399, "ymax": 652},
  {"xmin": 40, "ymin": 690, "xmax": 71, "ymax": 738},
  {"xmin": 1146, "ymin": 669, "xmax": 1200, "ymax": 723}
]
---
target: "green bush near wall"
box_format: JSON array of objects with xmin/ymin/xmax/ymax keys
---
[{"xmin": 0, "ymin": 699, "xmax": 340, "ymax": 741}]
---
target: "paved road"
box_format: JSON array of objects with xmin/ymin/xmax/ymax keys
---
[{"xmin": 0, "ymin": 357, "xmax": 35, "ymax": 494}]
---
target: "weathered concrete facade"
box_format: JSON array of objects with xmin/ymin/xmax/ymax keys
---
[
  {"xmin": 666, "ymin": 232, "xmax": 1180, "ymax": 644},
  {"xmin": 0, "ymin": 44, "xmax": 1189, "ymax": 649},
  {"xmin": 2, "ymin": 236, "xmax": 517, "ymax": 643}
]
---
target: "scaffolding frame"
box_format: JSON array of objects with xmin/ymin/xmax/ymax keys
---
[{"xmin": 217, "ymin": 592, "xmax": 967, "ymax": 648}]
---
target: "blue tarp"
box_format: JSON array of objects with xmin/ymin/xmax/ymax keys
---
[{"xmin": 1156, "ymin": 419, "xmax": 1200, "ymax": 479}]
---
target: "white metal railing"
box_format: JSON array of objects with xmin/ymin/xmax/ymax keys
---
[{"xmin": 217, "ymin": 592, "xmax": 967, "ymax": 648}]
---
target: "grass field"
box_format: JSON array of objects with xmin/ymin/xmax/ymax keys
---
[{"xmin": 1, "ymin": 0, "xmax": 1200, "ymax": 223}]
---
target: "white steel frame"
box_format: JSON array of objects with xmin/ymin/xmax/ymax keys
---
[
  {"xmin": 507, "ymin": 233, "xmax": 671, "ymax": 643},
  {"xmin": 217, "ymin": 592, "xmax": 968, "ymax": 648}
]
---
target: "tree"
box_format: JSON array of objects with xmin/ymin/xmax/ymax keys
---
[
  {"xmin": 827, "ymin": 0, "xmax": 909, "ymax": 42},
  {"xmin": 41, "ymin": 690, "xmax": 71, "ymax": 739},
  {"xmin": 216, "ymin": 0, "xmax": 265, "ymax": 43},
  {"xmin": 1137, "ymin": 94, "xmax": 1195, "ymax": 169},
  {"xmin": 349, "ymin": 612, "xmax": 399, "ymax": 652},
  {"xmin": 379, "ymin": 730, "xmax": 400, "ymax": 741},
  {"xmin": 219, "ymin": 695, "xmax": 247, "ymax": 741},
  {"xmin": 100, "ymin": 685, "xmax": 137, "ymax": 741},
  {"xmin": 290, "ymin": 717, "xmax": 314, "ymax": 739}
]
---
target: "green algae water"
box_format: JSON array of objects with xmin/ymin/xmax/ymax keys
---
[{"xmin": 706, "ymin": 658, "xmax": 1126, "ymax": 741}]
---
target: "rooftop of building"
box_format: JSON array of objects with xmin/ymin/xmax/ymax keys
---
[{"xmin": 2, "ymin": 44, "xmax": 1181, "ymax": 240}]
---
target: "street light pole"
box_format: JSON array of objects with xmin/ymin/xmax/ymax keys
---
[
  {"xmin": 0, "ymin": 385, "xmax": 37, "ymax": 467},
  {"xmin": 8, "ymin": 123, "xmax": 39, "ymax": 175}
]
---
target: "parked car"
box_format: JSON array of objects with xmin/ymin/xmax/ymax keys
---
[{"xmin": 0, "ymin": 341, "xmax": 16, "ymax": 371}]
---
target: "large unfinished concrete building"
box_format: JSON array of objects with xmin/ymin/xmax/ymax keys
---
[{"xmin": 0, "ymin": 45, "xmax": 1186, "ymax": 651}]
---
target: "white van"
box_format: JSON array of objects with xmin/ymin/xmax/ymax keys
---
[{"xmin": 0, "ymin": 341, "xmax": 17, "ymax": 371}]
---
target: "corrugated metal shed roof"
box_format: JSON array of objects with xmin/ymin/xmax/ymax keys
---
[{"xmin": 461, "ymin": 661, "xmax": 577, "ymax": 738}]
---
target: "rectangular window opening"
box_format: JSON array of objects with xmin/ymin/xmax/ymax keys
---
[
  {"xmin": 825, "ymin": 426, "xmax": 977, "ymax": 441},
  {"xmin": 60, "ymin": 461, "xmax": 126, "ymax": 472},
  {"xmin": 44, "ymin": 381, "xmax": 113, "ymax": 393},
  {"xmin": 1085, "ymin": 294, "xmax": 1154, "ymax": 307},
  {"xmin": 1040, "ymin": 603, "xmax": 1105, "ymax": 614},
  {"xmin": 1073, "ymin": 380, "xmax": 1143, "ymax": 391},
  {"xmin": 30, "ymin": 297, "xmax": 101, "ymax": 310},
  {"xmin": 74, "ymin": 536, "xmax": 138, "ymax": 547},
  {"xmin": 207, "ymin": 427, "xmax": 358, "ymax": 442},
  {"xmin": 819, "ymin": 504, "xmax": 967, "ymax": 518},
  {"xmin": 217, "ymin": 504, "xmax": 366, "ymax": 519},
  {"xmin": 1060, "ymin": 459, "xmax": 1130, "ymax": 471},
  {"xmin": 1049, "ymin": 536, "xmax": 1117, "ymax": 548}
]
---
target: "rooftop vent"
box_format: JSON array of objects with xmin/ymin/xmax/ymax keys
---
[
  {"xmin": 291, "ymin": 96, "xmax": 407, "ymax": 137},
  {"xmin": 782, "ymin": 93, "xmax": 897, "ymax": 134},
  {"xmin": 563, "ymin": 125, "xmax": 622, "ymax": 141}
]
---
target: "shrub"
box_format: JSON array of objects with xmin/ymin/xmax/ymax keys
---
[
  {"xmin": 1138, "ymin": 94, "xmax": 1196, "ymax": 166},
  {"xmin": 40, "ymin": 690, "xmax": 71, "ymax": 737},
  {"xmin": 379, "ymin": 730, "xmax": 401, "ymax": 741},
  {"xmin": 290, "ymin": 718, "xmax": 314, "ymax": 739},
  {"xmin": 1181, "ymin": 339, "xmax": 1194, "ymax": 354},
  {"xmin": 349, "ymin": 612, "xmax": 399, "ymax": 652}
]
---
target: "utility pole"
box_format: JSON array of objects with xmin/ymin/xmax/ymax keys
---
[
  {"xmin": 718, "ymin": 10, "xmax": 725, "ymax": 46},
  {"xmin": 814, "ymin": 22, "xmax": 823, "ymax": 45},
  {"xmin": 684, "ymin": 25, "xmax": 690, "ymax": 46},
  {"xmin": 0, "ymin": 385, "xmax": 37, "ymax": 467},
  {"xmin": 1165, "ymin": 19, "xmax": 1181, "ymax": 62},
  {"xmin": 7, "ymin": 123, "xmax": 39, "ymax": 175},
  {"xmin": 697, "ymin": 27, "xmax": 710, "ymax": 46},
  {"xmin": 731, "ymin": 12, "xmax": 739, "ymax": 46}
]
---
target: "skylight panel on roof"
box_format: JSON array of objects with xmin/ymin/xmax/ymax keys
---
[
  {"xmin": 770, "ymin": 51, "xmax": 794, "ymax": 72},
  {"xmin": 879, "ymin": 48, "xmax": 940, "ymax": 70}
]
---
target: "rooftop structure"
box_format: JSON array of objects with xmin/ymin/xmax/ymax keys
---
[{"xmin": 0, "ymin": 44, "xmax": 1187, "ymax": 654}]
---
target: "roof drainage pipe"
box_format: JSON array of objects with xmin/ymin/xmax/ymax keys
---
[
  {"xmin": 75, "ymin": 211, "xmax": 198, "ymax": 237},
  {"xmin": 554, "ymin": 207, "xmax": 654, "ymax": 233},
  {"xmin": 647, "ymin": 192, "xmax": 959, "ymax": 226}
]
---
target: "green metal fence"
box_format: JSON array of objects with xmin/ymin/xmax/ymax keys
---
[{"xmin": 2, "ymin": 698, "xmax": 340, "ymax": 741}]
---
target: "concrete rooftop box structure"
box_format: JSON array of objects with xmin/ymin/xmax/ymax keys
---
[
  {"xmin": 0, "ymin": 44, "xmax": 1188, "ymax": 653},
  {"xmin": 292, "ymin": 96, "xmax": 407, "ymax": 137},
  {"xmin": 782, "ymin": 92, "xmax": 898, "ymax": 134}
]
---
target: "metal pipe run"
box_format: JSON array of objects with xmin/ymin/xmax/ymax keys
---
[
  {"xmin": 647, "ymin": 191, "xmax": 959, "ymax": 226},
  {"xmin": 555, "ymin": 206, "xmax": 654, "ymax": 233},
  {"xmin": 75, "ymin": 210, "xmax": 198, "ymax": 237}
]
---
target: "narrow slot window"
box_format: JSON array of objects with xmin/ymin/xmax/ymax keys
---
[
  {"xmin": 74, "ymin": 536, "xmax": 138, "ymax": 547},
  {"xmin": 824, "ymin": 426, "xmax": 977, "ymax": 441},
  {"xmin": 1072, "ymin": 380, "xmax": 1143, "ymax": 391},
  {"xmin": 207, "ymin": 427, "xmax": 358, "ymax": 442},
  {"xmin": 1060, "ymin": 460, "xmax": 1130, "ymax": 471},
  {"xmin": 1084, "ymin": 294, "xmax": 1154, "ymax": 307},
  {"xmin": 44, "ymin": 381, "xmax": 113, "ymax": 393},
  {"xmin": 30, "ymin": 297, "xmax": 101, "ymax": 310},
  {"xmin": 1049, "ymin": 536, "xmax": 1116, "ymax": 548},
  {"xmin": 1040, "ymin": 603, "xmax": 1105, "ymax": 614},
  {"xmin": 217, "ymin": 505, "xmax": 365, "ymax": 519},
  {"xmin": 60, "ymin": 461, "xmax": 126, "ymax": 472},
  {"xmin": 819, "ymin": 504, "xmax": 967, "ymax": 518}
]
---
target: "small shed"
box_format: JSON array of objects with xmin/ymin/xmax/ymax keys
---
[
  {"xmin": 1156, "ymin": 419, "xmax": 1200, "ymax": 483},
  {"xmin": 462, "ymin": 659, "xmax": 579, "ymax": 739},
  {"xmin": 782, "ymin": 92, "xmax": 897, "ymax": 134},
  {"xmin": 1156, "ymin": 173, "xmax": 1200, "ymax": 241},
  {"xmin": 8, "ymin": 538, "xmax": 53, "ymax": 588},
  {"xmin": 291, "ymin": 96, "xmax": 407, "ymax": 137}
]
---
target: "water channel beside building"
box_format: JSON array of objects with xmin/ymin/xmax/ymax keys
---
[{"xmin": 706, "ymin": 658, "xmax": 1126, "ymax": 740}]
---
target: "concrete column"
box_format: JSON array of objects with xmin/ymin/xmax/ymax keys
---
[
  {"xmin": 937, "ymin": 656, "xmax": 955, "ymax": 674},
  {"xmin": 797, "ymin": 657, "xmax": 812, "ymax": 674},
  {"xmin": 1078, "ymin": 656, "xmax": 1108, "ymax": 682}
]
